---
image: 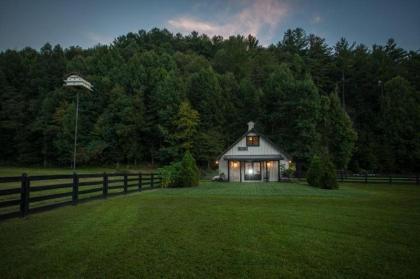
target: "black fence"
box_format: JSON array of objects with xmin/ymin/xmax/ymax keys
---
[
  {"xmin": 337, "ymin": 172, "xmax": 419, "ymax": 184},
  {"xmin": 0, "ymin": 172, "xmax": 161, "ymax": 220}
]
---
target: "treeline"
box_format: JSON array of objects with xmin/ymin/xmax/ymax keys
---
[{"xmin": 0, "ymin": 28, "xmax": 419, "ymax": 173}]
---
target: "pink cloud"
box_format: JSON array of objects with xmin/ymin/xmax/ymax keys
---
[{"xmin": 168, "ymin": 0, "xmax": 290, "ymax": 44}]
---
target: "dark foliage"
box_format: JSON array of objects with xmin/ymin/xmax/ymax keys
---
[
  {"xmin": 176, "ymin": 151, "xmax": 200, "ymax": 187},
  {"xmin": 0, "ymin": 28, "xmax": 419, "ymax": 173},
  {"xmin": 158, "ymin": 151, "xmax": 199, "ymax": 187},
  {"xmin": 307, "ymin": 153, "xmax": 338, "ymax": 189}
]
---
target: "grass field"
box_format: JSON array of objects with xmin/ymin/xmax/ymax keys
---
[{"xmin": 0, "ymin": 181, "xmax": 419, "ymax": 278}]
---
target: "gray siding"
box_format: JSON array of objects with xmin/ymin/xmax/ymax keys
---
[{"xmin": 224, "ymin": 133, "xmax": 280, "ymax": 157}]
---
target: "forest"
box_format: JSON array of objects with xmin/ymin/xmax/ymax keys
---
[{"xmin": 0, "ymin": 28, "xmax": 419, "ymax": 174}]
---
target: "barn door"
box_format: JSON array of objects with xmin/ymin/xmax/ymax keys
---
[{"xmin": 244, "ymin": 161, "xmax": 261, "ymax": 181}]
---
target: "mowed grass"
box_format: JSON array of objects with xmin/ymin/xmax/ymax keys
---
[{"xmin": 0, "ymin": 182, "xmax": 419, "ymax": 278}]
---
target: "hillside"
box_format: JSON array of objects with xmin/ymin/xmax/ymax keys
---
[{"xmin": 0, "ymin": 28, "xmax": 419, "ymax": 173}]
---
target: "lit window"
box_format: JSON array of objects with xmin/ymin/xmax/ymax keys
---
[{"xmin": 246, "ymin": 136, "xmax": 259, "ymax": 146}]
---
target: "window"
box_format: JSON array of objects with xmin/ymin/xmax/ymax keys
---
[{"xmin": 246, "ymin": 136, "xmax": 259, "ymax": 146}]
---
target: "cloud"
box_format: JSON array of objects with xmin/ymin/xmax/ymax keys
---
[
  {"xmin": 311, "ymin": 15, "xmax": 322, "ymax": 24},
  {"xmin": 167, "ymin": 0, "xmax": 290, "ymax": 44}
]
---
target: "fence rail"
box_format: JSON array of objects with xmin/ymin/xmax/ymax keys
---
[
  {"xmin": 0, "ymin": 172, "xmax": 161, "ymax": 220},
  {"xmin": 337, "ymin": 173, "xmax": 419, "ymax": 184}
]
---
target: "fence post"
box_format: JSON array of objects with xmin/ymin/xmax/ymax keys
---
[
  {"xmin": 341, "ymin": 171, "xmax": 344, "ymax": 183},
  {"xmin": 72, "ymin": 172, "xmax": 79, "ymax": 205},
  {"xmin": 103, "ymin": 173, "xmax": 108, "ymax": 198},
  {"xmin": 416, "ymin": 175, "xmax": 419, "ymax": 185},
  {"xmin": 138, "ymin": 173, "xmax": 142, "ymax": 192},
  {"xmin": 389, "ymin": 176, "xmax": 392, "ymax": 184},
  {"xmin": 123, "ymin": 174, "xmax": 128, "ymax": 193},
  {"xmin": 151, "ymin": 173, "xmax": 154, "ymax": 188},
  {"xmin": 365, "ymin": 173, "xmax": 368, "ymax": 184},
  {"xmin": 20, "ymin": 173, "xmax": 29, "ymax": 217}
]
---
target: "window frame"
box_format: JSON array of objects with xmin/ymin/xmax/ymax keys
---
[{"xmin": 246, "ymin": 136, "xmax": 260, "ymax": 147}]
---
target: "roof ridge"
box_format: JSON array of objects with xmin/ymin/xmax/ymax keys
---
[{"xmin": 217, "ymin": 127, "xmax": 291, "ymax": 160}]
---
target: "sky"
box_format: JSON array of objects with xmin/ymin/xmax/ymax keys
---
[{"xmin": 1, "ymin": 0, "xmax": 419, "ymax": 51}]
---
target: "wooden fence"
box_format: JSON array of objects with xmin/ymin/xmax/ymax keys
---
[
  {"xmin": 0, "ymin": 172, "xmax": 161, "ymax": 220},
  {"xmin": 337, "ymin": 173, "xmax": 419, "ymax": 184}
]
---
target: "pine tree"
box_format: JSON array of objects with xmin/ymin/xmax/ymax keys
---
[{"xmin": 319, "ymin": 92, "xmax": 357, "ymax": 169}]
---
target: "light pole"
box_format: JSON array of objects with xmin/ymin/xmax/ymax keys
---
[{"xmin": 63, "ymin": 74, "xmax": 93, "ymax": 170}]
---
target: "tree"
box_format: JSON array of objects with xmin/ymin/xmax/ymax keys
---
[
  {"xmin": 319, "ymin": 93, "xmax": 357, "ymax": 169},
  {"xmin": 377, "ymin": 76, "xmax": 420, "ymax": 172},
  {"xmin": 306, "ymin": 152, "xmax": 338, "ymax": 189},
  {"xmin": 262, "ymin": 64, "xmax": 321, "ymax": 174},
  {"xmin": 306, "ymin": 34, "xmax": 334, "ymax": 95},
  {"xmin": 239, "ymin": 78, "xmax": 261, "ymax": 121},
  {"xmin": 193, "ymin": 129, "xmax": 224, "ymax": 168},
  {"xmin": 168, "ymin": 101, "xmax": 199, "ymax": 160},
  {"xmin": 0, "ymin": 27, "xmax": 418, "ymax": 174},
  {"xmin": 175, "ymin": 151, "xmax": 200, "ymax": 187},
  {"xmin": 92, "ymin": 85, "xmax": 145, "ymax": 165},
  {"xmin": 187, "ymin": 67, "xmax": 223, "ymax": 130}
]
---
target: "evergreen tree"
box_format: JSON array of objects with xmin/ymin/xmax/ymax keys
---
[
  {"xmin": 0, "ymin": 27, "xmax": 418, "ymax": 173},
  {"xmin": 378, "ymin": 76, "xmax": 420, "ymax": 172},
  {"xmin": 175, "ymin": 151, "xmax": 200, "ymax": 187},
  {"xmin": 319, "ymin": 93, "xmax": 357, "ymax": 169},
  {"xmin": 187, "ymin": 67, "xmax": 223, "ymax": 130},
  {"xmin": 169, "ymin": 101, "xmax": 199, "ymax": 160}
]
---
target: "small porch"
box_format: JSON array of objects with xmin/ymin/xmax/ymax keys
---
[{"xmin": 224, "ymin": 155, "xmax": 285, "ymax": 182}]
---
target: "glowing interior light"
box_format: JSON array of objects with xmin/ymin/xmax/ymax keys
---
[
  {"xmin": 215, "ymin": 160, "xmax": 219, "ymax": 165},
  {"xmin": 267, "ymin": 162, "xmax": 272, "ymax": 168},
  {"xmin": 248, "ymin": 169, "xmax": 253, "ymax": 174}
]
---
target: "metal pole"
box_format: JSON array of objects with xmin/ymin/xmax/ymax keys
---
[{"xmin": 73, "ymin": 91, "xmax": 79, "ymax": 170}]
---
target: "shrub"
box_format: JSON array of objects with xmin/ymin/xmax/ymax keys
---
[
  {"xmin": 306, "ymin": 155, "xmax": 322, "ymax": 186},
  {"xmin": 306, "ymin": 153, "xmax": 338, "ymax": 189},
  {"xmin": 176, "ymin": 151, "xmax": 200, "ymax": 187},
  {"xmin": 158, "ymin": 151, "xmax": 200, "ymax": 188},
  {"xmin": 158, "ymin": 162, "xmax": 181, "ymax": 188},
  {"xmin": 282, "ymin": 162, "xmax": 296, "ymax": 178},
  {"xmin": 320, "ymin": 158, "xmax": 338, "ymax": 189}
]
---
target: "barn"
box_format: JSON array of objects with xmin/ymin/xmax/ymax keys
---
[{"xmin": 217, "ymin": 122, "xmax": 291, "ymax": 182}]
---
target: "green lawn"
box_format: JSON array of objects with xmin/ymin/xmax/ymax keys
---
[{"xmin": 0, "ymin": 182, "xmax": 419, "ymax": 278}]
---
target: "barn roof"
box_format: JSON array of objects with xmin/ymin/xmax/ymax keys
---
[
  {"xmin": 217, "ymin": 127, "xmax": 291, "ymax": 161},
  {"xmin": 223, "ymin": 155, "xmax": 284, "ymax": 161}
]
